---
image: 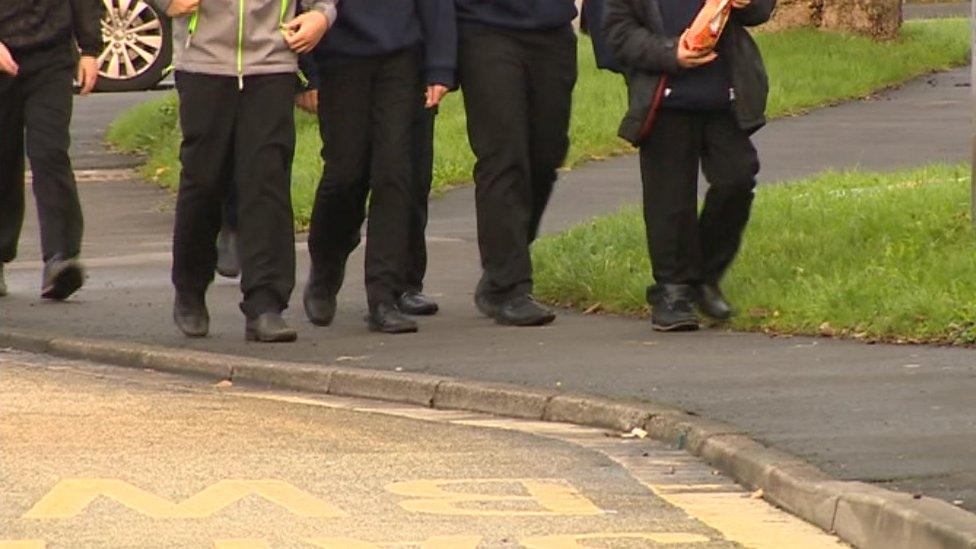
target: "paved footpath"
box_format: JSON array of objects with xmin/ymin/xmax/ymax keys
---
[
  {"xmin": 1, "ymin": 349, "xmax": 845, "ymax": 547},
  {"xmin": 1, "ymin": 64, "xmax": 973, "ymax": 520}
]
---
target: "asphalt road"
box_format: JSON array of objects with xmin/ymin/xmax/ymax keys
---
[
  {"xmin": 1, "ymin": 47, "xmax": 973, "ymax": 523},
  {"xmin": 0, "ymin": 350, "xmax": 845, "ymax": 548}
]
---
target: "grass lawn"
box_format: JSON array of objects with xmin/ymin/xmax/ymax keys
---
[
  {"xmin": 532, "ymin": 165, "xmax": 976, "ymax": 345},
  {"xmin": 107, "ymin": 19, "xmax": 970, "ymax": 229}
]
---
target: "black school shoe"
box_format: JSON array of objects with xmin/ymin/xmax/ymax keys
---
[
  {"xmin": 368, "ymin": 302, "xmax": 419, "ymax": 334},
  {"xmin": 215, "ymin": 229, "xmax": 240, "ymax": 278},
  {"xmin": 246, "ymin": 312, "xmax": 298, "ymax": 343},
  {"xmin": 304, "ymin": 285, "xmax": 338, "ymax": 327},
  {"xmin": 695, "ymin": 283, "xmax": 733, "ymax": 321},
  {"xmin": 174, "ymin": 291, "xmax": 210, "ymax": 338},
  {"xmin": 493, "ymin": 294, "xmax": 556, "ymax": 327},
  {"xmin": 648, "ymin": 284, "xmax": 700, "ymax": 332},
  {"xmin": 397, "ymin": 291, "xmax": 439, "ymax": 316},
  {"xmin": 41, "ymin": 257, "xmax": 85, "ymax": 301}
]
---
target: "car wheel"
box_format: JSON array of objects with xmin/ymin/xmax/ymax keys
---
[{"xmin": 94, "ymin": 0, "xmax": 172, "ymax": 93}]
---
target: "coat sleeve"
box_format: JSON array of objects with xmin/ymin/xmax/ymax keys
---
[
  {"xmin": 300, "ymin": 0, "xmax": 338, "ymax": 27},
  {"xmin": 731, "ymin": 0, "xmax": 776, "ymax": 27},
  {"xmin": 416, "ymin": 0, "xmax": 457, "ymax": 89},
  {"xmin": 602, "ymin": 0, "xmax": 680, "ymax": 75},
  {"xmin": 70, "ymin": 0, "xmax": 105, "ymax": 57}
]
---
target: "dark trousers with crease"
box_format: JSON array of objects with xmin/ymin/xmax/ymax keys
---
[
  {"xmin": 405, "ymin": 104, "xmax": 435, "ymax": 294},
  {"xmin": 171, "ymin": 72, "xmax": 297, "ymax": 318},
  {"xmin": 458, "ymin": 23, "xmax": 578, "ymax": 300},
  {"xmin": 0, "ymin": 42, "xmax": 83, "ymax": 264},
  {"xmin": 640, "ymin": 109, "xmax": 759, "ymax": 288},
  {"xmin": 306, "ymin": 48, "xmax": 422, "ymax": 310}
]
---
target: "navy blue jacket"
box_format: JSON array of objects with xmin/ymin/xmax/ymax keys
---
[
  {"xmin": 312, "ymin": 0, "xmax": 457, "ymax": 88},
  {"xmin": 657, "ymin": 0, "xmax": 732, "ymax": 110},
  {"xmin": 455, "ymin": 0, "xmax": 577, "ymax": 30}
]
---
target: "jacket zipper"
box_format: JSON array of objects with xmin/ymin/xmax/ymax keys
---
[
  {"xmin": 185, "ymin": 11, "xmax": 198, "ymax": 48},
  {"xmin": 236, "ymin": 0, "xmax": 245, "ymax": 90},
  {"xmin": 189, "ymin": 0, "xmax": 291, "ymax": 90}
]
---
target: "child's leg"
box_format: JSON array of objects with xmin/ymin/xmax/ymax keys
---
[
  {"xmin": 525, "ymin": 26, "xmax": 577, "ymax": 246},
  {"xmin": 459, "ymin": 25, "xmax": 534, "ymax": 302},
  {"xmin": 699, "ymin": 111, "xmax": 760, "ymax": 284},
  {"xmin": 21, "ymin": 47, "xmax": 83, "ymax": 264},
  {"xmin": 0, "ymin": 73, "xmax": 26, "ymax": 265},
  {"xmin": 403, "ymin": 102, "xmax": 436, "ymax": 296},
  {"xmin": 638, "ymin": 110, "xmax": 705, "ymax": 286},
  {"xmin": 171, "ymin": 73, "xmax": 238, "ymax": 299},
  {"xmin": 364, "ymin": 49, "xmax": 423, "ymax": 310},
  {"xmin": 306, "ymin": 58, "xmax": 376, "ymax": 300},
  {"xmin": 233, "ymin": 73, "xmax": 298, "ymax": 320}
]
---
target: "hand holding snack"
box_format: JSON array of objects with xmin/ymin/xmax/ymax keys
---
[
  {"xmin": 676, "ymin": 30, "xmax": 718, "ymax": 68},
  {"xmin": 682, "ymin": 0, "xmax": 733, "ymax": 52}
]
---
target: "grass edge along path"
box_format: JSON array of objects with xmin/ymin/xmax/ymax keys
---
[
  {"xmin": 532, "ymin": 164, "xmax": 976, "ymax": 345},
  {"xmin": 106, "ymin": 18, "xmax": 970, "ymax": 229}
]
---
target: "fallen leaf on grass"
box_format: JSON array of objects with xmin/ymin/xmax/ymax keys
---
[
  {"xmin": 583, "ymin": 303, "xmax": 603, "ymax": 315},
  {"xmin": 622, "ymin": 427, "xmax": 648, "ymax": 439},
  {"xmin": 748, "ymin": 308, "xmax": 773, "ymax": 319},
  {"xmin": 750, "ymin": 489, "xmax": 764, "ymax": 500},
  {"xmin": 214, "ymin": 380, "xmax": 233, "ymax": 389}
]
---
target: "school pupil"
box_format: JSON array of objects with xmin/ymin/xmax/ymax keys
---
[{"xmin": 603, "ymin": 0, "xmax": 775, "ymax": 332}]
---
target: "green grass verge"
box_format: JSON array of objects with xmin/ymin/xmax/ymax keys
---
[
  {"xmin": 107, "ymin": 19, "xmax": 969, "ymax": 229},
  {"xmin": 532, "ymin": 165, "xmax": 976, "ymax": 345}
]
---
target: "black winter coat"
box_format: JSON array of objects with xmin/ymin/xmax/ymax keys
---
[
  {"xmin": 602, "ymin": 0, "xmax": 774, "ymax": 145},
  {"xmin": 0, "ymin": 0, "xmax": 104, "ymax": 57}
]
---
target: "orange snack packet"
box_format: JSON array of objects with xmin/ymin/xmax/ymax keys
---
[{"xmin": 682, "ymin": 0, "xmax": 733, "ymax": 52}]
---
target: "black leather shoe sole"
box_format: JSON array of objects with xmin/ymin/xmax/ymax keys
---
[
  {"xmin": 494, "ymin": 311, "xmax": 556, "ymax": 327},
  {"xmin": 41, "ymin": 263, "xmax": 84, "ymax": 301},
  {"xmin": 173, "ymin": 310, "xmax": 209, "ymax": 338},
  {"xmin": 245, "ymin": 328, "xmax": 298, "ymax": 343},
  {"xmin": 304, "ymin": 289, "xmax": 337, "ymax": 327},
  {"xmin": 397, "ymin": 299, "xmax": 439, "ymax": 316},
  {"xmin": 367, "ymin": 320, "xmax": 419, "ymax": 334},
  {"xmin": 216, "ymin": 264, "xmax": 240, "ymax": 279},
  {"xmin": 651, "ymin": 318, "xmax": 700, "ymax": 332}
]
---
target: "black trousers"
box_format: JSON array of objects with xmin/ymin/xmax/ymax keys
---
[
  {"xmin": 639, "ymin": 109, "xmax": 759, "ymax": 287},
  {"xmin": 0, "ymin": 42, "xmax": 83, "ymax": 264},
  {"xmin": 172, "ymin": 72, "xmax": 297, "ymax": 318},
  {"xmin": 306, "ymin": 49, "xmax": 423, "ymax": 310},
  {"xmin": 405, "ymin": 104, "xmax": 435, "ymax": 294},
  {"xmin": 458, "ymin": 24, "xmax": 578, "ymax": 300}
]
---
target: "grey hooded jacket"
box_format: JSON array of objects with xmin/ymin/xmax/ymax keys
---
[
  {"xmin": 602, "ymin": 0, "xmax": 774, "ymax": 145},
  {"xmin": 153, "ymin": 0, "xmax": 336, "ymax": 80}
]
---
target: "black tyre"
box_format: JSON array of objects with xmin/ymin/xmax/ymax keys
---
[{"xmin": 94, "ymin": 0, "xmax": 172, "ymax": 93}]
